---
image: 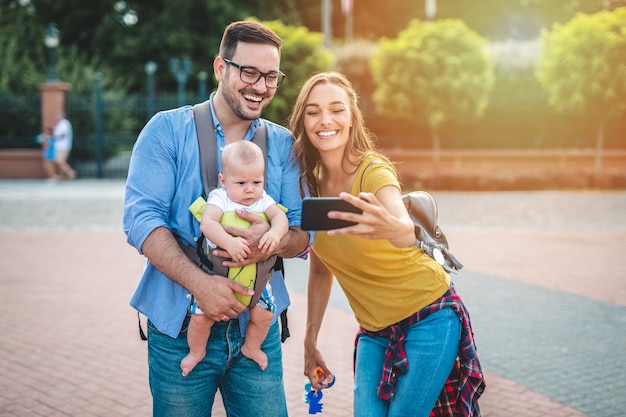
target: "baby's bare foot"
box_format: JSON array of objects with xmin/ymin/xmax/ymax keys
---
[
  {"xmin": 180, "ymin": 352, "xmax": 205, "ymax": 376},
  {"xmin": 241, "ymin": 344, "xmax": 268, "ymax": 370}
]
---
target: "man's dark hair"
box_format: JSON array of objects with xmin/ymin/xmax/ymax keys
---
[{"xmin": 219, "ymin": 20, "xmax": 282, "ymax": 60}]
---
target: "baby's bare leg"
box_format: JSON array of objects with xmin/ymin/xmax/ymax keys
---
[
  {"xmin": 241, "ymin": 306, "xmax": 274, "ymax": 370},
  {"xmin": 180, "ymin": 314, "xmax": 214, "ymax": 376}
]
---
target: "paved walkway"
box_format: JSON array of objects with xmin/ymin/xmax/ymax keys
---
[{"xmin": 1, "ymin": 180, "xmax": 625, "ymax": 417}]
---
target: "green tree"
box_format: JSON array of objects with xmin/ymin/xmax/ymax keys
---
[
  {"xmin": 298, "ymin": 0, "xmax": 607, "ymax": 43},
  {"xmin": 370, "ymin": 19, "xmax": 494, "ymax": 176},
  {"xmin": 22, "ymin": 0, "xmax": 301, "ymax": 94},
  {"xmin": 0, "ymin": 0, "xmax": 306, "ymax": 144},
  {"xmin": 331, "ymin": 39, "xmax": 380, "ymax": 126},
  {"xmin": 261, "ymin": 19, "xmax": 334, "ymax": 125},
  {"xmin": 0, "ymin": 4, "xmax": 46, "ymax": 95},
  {"xmin": 535, "ymin": 7, "xmax": 626, "ymax": 182}
]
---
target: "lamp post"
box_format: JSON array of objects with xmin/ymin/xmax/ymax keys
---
[
  {"xmin": 169, "ymin": 58, "xmax": 192, "ymax": 106},
  {"xmin": 425, "ymin": 0, "xmax": 437, "ymax": 22},
  {"xmin": 342, "ymin": 0, "xmax": 353, "ymax": 44},
  {"xmin": 144, "ymin": 61, "xmax": 157, "ymax": 120},
  {"xmin": 95, "ymin": 73, "xmax": 104, "ymax": 178},
  {"xmin": 44, "ymin": 23, "xmax": 60, "ymax": 81},
  {"xmin": 322, "ymin": 0, "xmax": 332, "ymax": 48},
  {"xmin": 39, "ymin": 22, "xmax": 71, "ymax": 150}
]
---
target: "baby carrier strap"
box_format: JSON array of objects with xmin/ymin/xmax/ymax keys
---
[{"xmin": 192, "ymin": 100, "xmax": 267, "ymax": 198}]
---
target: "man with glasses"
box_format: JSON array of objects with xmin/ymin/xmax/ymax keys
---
[
  {"xmin": 123, "ymin": 20, "xmax": 310, "ymax": 416},
  {"xmin": 222, "ymin": 58, "xmax": 285, "ymax": 89}
]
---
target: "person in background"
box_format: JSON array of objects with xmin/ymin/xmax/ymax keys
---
[
  {"xmin": 291, "ymin": 72, "xmax": 485, "ymax": 417},
  {"xmin": 35, "ymin": 126, "xmax": 58, "ymax": 180},
  {"xmin": 123, "ymin": 20, "xmax": 310, "ymax": 416},
  {"xmin": 52, "ymin": 111, "xmax": 76, "ymax": 180}
]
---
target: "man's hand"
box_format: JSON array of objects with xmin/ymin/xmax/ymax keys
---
[
  {"xmin": 191, "ymin": 274, "xmax": 252, "ymax": 321},
  {"xmin": 140, "ymin": 226, "xmax": 253, "ymax": 321},
  {"xmin": 213, "ymin": 209, "xmax": 271, "ymax": 267}
]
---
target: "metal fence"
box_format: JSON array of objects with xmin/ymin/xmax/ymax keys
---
[
  {"xmin": 1, "ymin": 90, "xmax": 625, "ymax": 179},
  {"xmin": 0, "ymin": 91, "xmax": 188, "ymax": 178}
]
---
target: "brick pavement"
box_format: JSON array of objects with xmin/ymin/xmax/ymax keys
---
[{"xmin": 1, "ymin": 180, "xmax": 625, "ymax": 417}]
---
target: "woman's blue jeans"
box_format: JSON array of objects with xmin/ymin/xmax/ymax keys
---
[
  {"xmin": 147, "ymin": 318, "xmax": 287, "ymax": 417},
  {"xmin": 354, "ymin": 307, "xmax": 461, "ymax": 417}
]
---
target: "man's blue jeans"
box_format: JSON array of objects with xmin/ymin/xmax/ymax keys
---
[
  {"xmin": 353, "ymin": 307, "xmax": 461, "ymax": 417},
  {"xmin": 147, "ymin": 318, "xmax": 288, "ymax": 417}
]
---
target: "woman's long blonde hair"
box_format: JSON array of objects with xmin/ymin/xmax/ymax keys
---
[{"xmin": 290, "ymin": 71, "xmax": 392, "ymax": 197}]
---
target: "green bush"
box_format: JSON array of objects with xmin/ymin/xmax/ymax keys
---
[
  {"xmin": 261, "ymin": 19, "xmax": 335, "ymax": 126},
  {"xmin": 536, "ymin": 9, "xmax": 626, "ymax": 118},
  {"xmin": 371, "ymin": 19, "xmax": 495, "ymax": 148},
  {"xmin": 331, "ymin": 39, "xmax": 380, "ymax": 118},
  {"xmin": 536, "ymin": 8, "xmax": 626, "ymax": 179}
]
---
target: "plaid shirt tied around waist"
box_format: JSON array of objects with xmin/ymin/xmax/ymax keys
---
[{"xmin": 354, "ymin": 285, "xmax": 485, "ymax": 416}]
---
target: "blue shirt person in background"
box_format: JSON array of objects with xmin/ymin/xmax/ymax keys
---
[
  {"xmin": 35, "ymin": 126, "xmax": 57, "ymax": 180},
  {"xmin": 123, "ymin": 20, "xmax": 310, "ymax": 417}
]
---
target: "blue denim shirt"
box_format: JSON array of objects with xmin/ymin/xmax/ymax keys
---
[{"xmin": 123, "ymin": 95, "xmax": 307, "ymax": 338}]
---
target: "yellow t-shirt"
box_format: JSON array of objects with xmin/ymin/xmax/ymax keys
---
[{"xmin": 312, "ymin": 156, "xmax": 450, "ymax": 331}]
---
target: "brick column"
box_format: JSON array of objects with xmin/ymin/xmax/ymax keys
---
[{"xmin": 38, "ymin": 81, "xmax": 72, "ymax": 131}]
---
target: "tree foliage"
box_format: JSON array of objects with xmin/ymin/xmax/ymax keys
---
[
  {"xmin": 262, "ymin": 19, "xmax": 334, "ymax": 125},
  {"xmin": 8, "ymin": 0, "xmax": 302, "ymax": 95},
  {"xmin": 2, "ymin": 0, "xmax": 623, "ymax": 151},
  {"xmin": 535, "ymin": 7, "xmax": 626, "ymax": 118},
  {"xmin": 371, "ymin": 19, "xmax": 495, "ymax": 139},
  {"xmin": 0, "ymin": 2, "xmax": 46, "ymax": 95},
  {"xmin": 299, "ymin": 0, "xmax": 609, "ymax": 43},
  {"xmin": 535, "ymin": 7, "xmax": 626, "ymax": 179},
  {"xmin": 1, "ymin": 0, "xmax": 611, "ymax": 97}
]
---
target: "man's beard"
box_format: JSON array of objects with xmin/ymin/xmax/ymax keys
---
[{"xmin": 222, "ymin": 87, "xmax": 267, "ymax": 121}]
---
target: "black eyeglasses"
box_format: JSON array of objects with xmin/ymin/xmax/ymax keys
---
[{"xmin": 223, "ymin": 58, "xmax": 285, "ymax": 88}]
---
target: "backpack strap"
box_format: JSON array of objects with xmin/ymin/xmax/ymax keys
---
[
  {"xmin": 359, "ymin": 160, "xmax": 380, "ymax": 192},
  {"xmin": 192, "ymin": 100, "xmax": 267, "ymax": 198}
]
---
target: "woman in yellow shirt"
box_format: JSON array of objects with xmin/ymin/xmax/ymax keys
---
[{"xmin": 290, "ymin": 72, "xmax": 484, "ymax": 417}]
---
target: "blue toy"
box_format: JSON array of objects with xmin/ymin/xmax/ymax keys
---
[{"xmin": 303, "ymin": 367, "xmax": 336, "ymax": 414}]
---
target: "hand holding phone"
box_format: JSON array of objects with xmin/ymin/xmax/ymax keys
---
[{"xmin": 301, "ymin": 197, "xmax": 362, "ymax": 230}]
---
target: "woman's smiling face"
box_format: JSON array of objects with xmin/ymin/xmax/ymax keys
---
[{"xmin": 303, "ymin": 82, "xmax": 352, "ymax": 154}]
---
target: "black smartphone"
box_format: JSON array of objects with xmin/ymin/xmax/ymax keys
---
[{"xmin": 301, "ymin": 197, "xmax": 362, "ymax": 230}]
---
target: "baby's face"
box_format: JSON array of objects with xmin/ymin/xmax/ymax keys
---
[{"xmin": 221, "ymin": 158, "xmax": 265, "ymax": 206}]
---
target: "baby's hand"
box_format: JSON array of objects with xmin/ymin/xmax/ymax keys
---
[
  {"xmin": 258, "ymin": 231, "xmax": 280, "ymax": 254},
  {"xmin": 226, "ymin": 237, "xmax": 250, "ymax": 262}
]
